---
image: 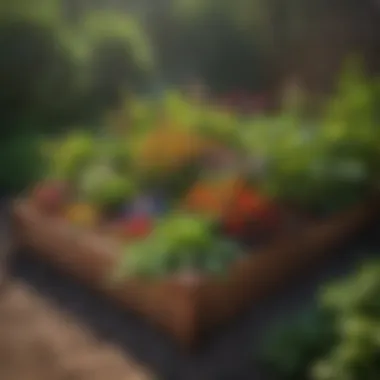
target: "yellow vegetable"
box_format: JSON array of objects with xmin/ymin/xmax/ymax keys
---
[{"xmin": 65, "ymin": 203, "xmax": 100, "ymax": 227}]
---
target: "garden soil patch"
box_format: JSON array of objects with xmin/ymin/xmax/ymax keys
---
[{"xmin": 0, "ymin": 281, "xmax": 151, "ymax": 380}]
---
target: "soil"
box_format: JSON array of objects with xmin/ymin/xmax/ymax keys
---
[{"xmin": 0, "ymin": 282, "xmax": 151, "ymax": 380}]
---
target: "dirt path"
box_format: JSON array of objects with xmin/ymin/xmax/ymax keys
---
[{"xmin": 0, "ymin": 282, "xmax": 151, "ymax": 380}]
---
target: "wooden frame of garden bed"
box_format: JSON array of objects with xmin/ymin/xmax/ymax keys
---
[{"xmin": 12, "ymin": 198, "xmax": 380, "ymax": 347}]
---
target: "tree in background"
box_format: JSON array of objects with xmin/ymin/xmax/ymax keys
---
[
  {"xmin": 75, "ymin": 10, "xmax": 153, "ymax": 116},
  {"xmin": 0, "ymin": 0, "xmax": 153, "ymax": 133},
  {"xmin": 50, "ymin": 0, "xmax": 378, "ymax": 106},
  {"xmin": 160, "ymin": 0, "xmax": 379, "ymax": 105},
  {"xmin": 0, "ymin": 0, "xmax": 153, "ymax": 194},
  {"xmin": 140, "ymin": 0, "xmax": 270, "ymax": 95}
]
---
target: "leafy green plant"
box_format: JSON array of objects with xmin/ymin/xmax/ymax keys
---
[
  {"xmin": 240, "ymin": 63, "xmax": 380, "ymax": 214},
  {"xmin": 311, "ymin": 260, "xmax": 380, "ymax": 380},
  {"xmin": 112, "ymin": 213, "xmax": 242, "ymax": 280},
  {"xmin": 150, "ymin": 91, "xmax": 244, "ymax": 146},
  {"xmin": 260, "ymin": 259, "xmax": 380, "ymax": 380},
  {"xmin": 47, "ymin": 131, "xmax": 97, "ymax": 183},
  {"xmin": 260, "ymin": 307, "xmax": 337, "ymax": 380},
  {"xmin": 78, "ymin": 164, "xmax": 136, "ymax": 209}
]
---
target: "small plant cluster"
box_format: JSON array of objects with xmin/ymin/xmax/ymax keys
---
[{"xmin": 260, "ymin": 258, "xmax": 380, "ymax": 380}]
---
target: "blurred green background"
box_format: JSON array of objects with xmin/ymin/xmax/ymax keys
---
[{"xmin": 0, "ymin": 0, "xmax": 378, "ymax": 192}]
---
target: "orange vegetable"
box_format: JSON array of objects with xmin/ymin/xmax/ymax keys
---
[
  {"xmin": 184, "ymin": 178, "xmax": 244, "ymax": 217},
  {"xmin": 185, "ymin": 189, "xmax": 225, "ymax": 217}
]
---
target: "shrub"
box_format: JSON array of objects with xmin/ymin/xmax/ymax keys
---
[{"xmin": 0, "ymin": 134, "xmax": 45, "ymax": 195}]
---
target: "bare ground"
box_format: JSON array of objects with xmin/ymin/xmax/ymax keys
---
[
  {"xmin": 8, "ymin": 226, "xmax": 380, "ymax": 380},
  {"xmin": 0, "ymin": 282, "xmax": 151, "ymax": 380}
]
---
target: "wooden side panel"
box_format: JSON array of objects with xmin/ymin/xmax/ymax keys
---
[
  {"xmin": 13, "ymin": 201, "xmax": 199, "ymax": 346},
  {"xmin": 197, "ymin": 199, "xmax": 380, "ymax": 329}
]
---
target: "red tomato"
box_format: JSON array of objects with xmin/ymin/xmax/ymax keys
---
[
  {"xmin": 233, "ymin": 187, "xmax": 269, "ymax": 216},
  {"xmin": 126, "ymin": 216, "xmax": 154, "ymax": 238},
  {"xmin": 223, "ymin": 186, "xmax": 283, "ymax": 235}
]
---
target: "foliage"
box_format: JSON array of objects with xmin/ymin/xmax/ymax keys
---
[
  {"xmin": 78, "ymin": 164, "xmax": 137, "ymax": 208},
  {"xmin": 47, "ymin": 131, "xmax": 97, "ymax": 182},
  {"xmin": 312, "ymin": 260, "xmax": 380, "ymax": 380},
  {"xmin": 0, "ymin": 19, "xmax": 78, "ymax": 134},
  {"xmin": 260, "ymin": 258, "xmax": 380, "ymax": 380},
  {"xmin": 150, "ymin": 0, "xmax": 378, "ymax": 102},
  {"xmin": 46, "ymin": 131, "xmax": 138, "ymax": 208},
  {"xmin": 0, "ymin": 2, "xmax": 154, "ymax": 194},
  {"xmin": 241, "ymin": 63, "xmax": 380, "ymax": 214},
  {"xmin": 78, "ymin": 10, "xmax": 152, "ymax": 71},
  {"xmin": 33, "ymin": 61, "xmax": 380, "ymax": 284},
  {"xmin": 0, "ymin": 0, "xmax": 62, "ymax": 27},
  {"xmin": 260, "ymin": 307, "xmax": 337, "ymax": 380},
  {"xmin": 0, "ymin": 3, "xmax": 153, "ymax": 132},
  {"xmin": 66, "ymin": 10, "xmax": 154, "ymax": 113},
  {"xmin": 116, "ymin": 90, "xmax": 244, "ymax": 147},
  {"xmin": 173, "ymin": 0, "xmax": 270, "ymax": 41},
  {"xmin": 112, "ymin": 213, "xmax": 242, "ymax": 280},
  {"xmin": 148, "ymin": 0, "xmax": 270, "ymax": 94},
  {"xmin": 0, "ymin": 134, "xmax": 46, "ymax": 195}
]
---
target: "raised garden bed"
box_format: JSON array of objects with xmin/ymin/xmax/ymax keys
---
[
  {"xmin": 13, "ymin": 197, "xmax": 380, "ymax": 346},
  {"xmin": 13, "ymin": 78, "xmax": 380, "ymax": 346}
]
